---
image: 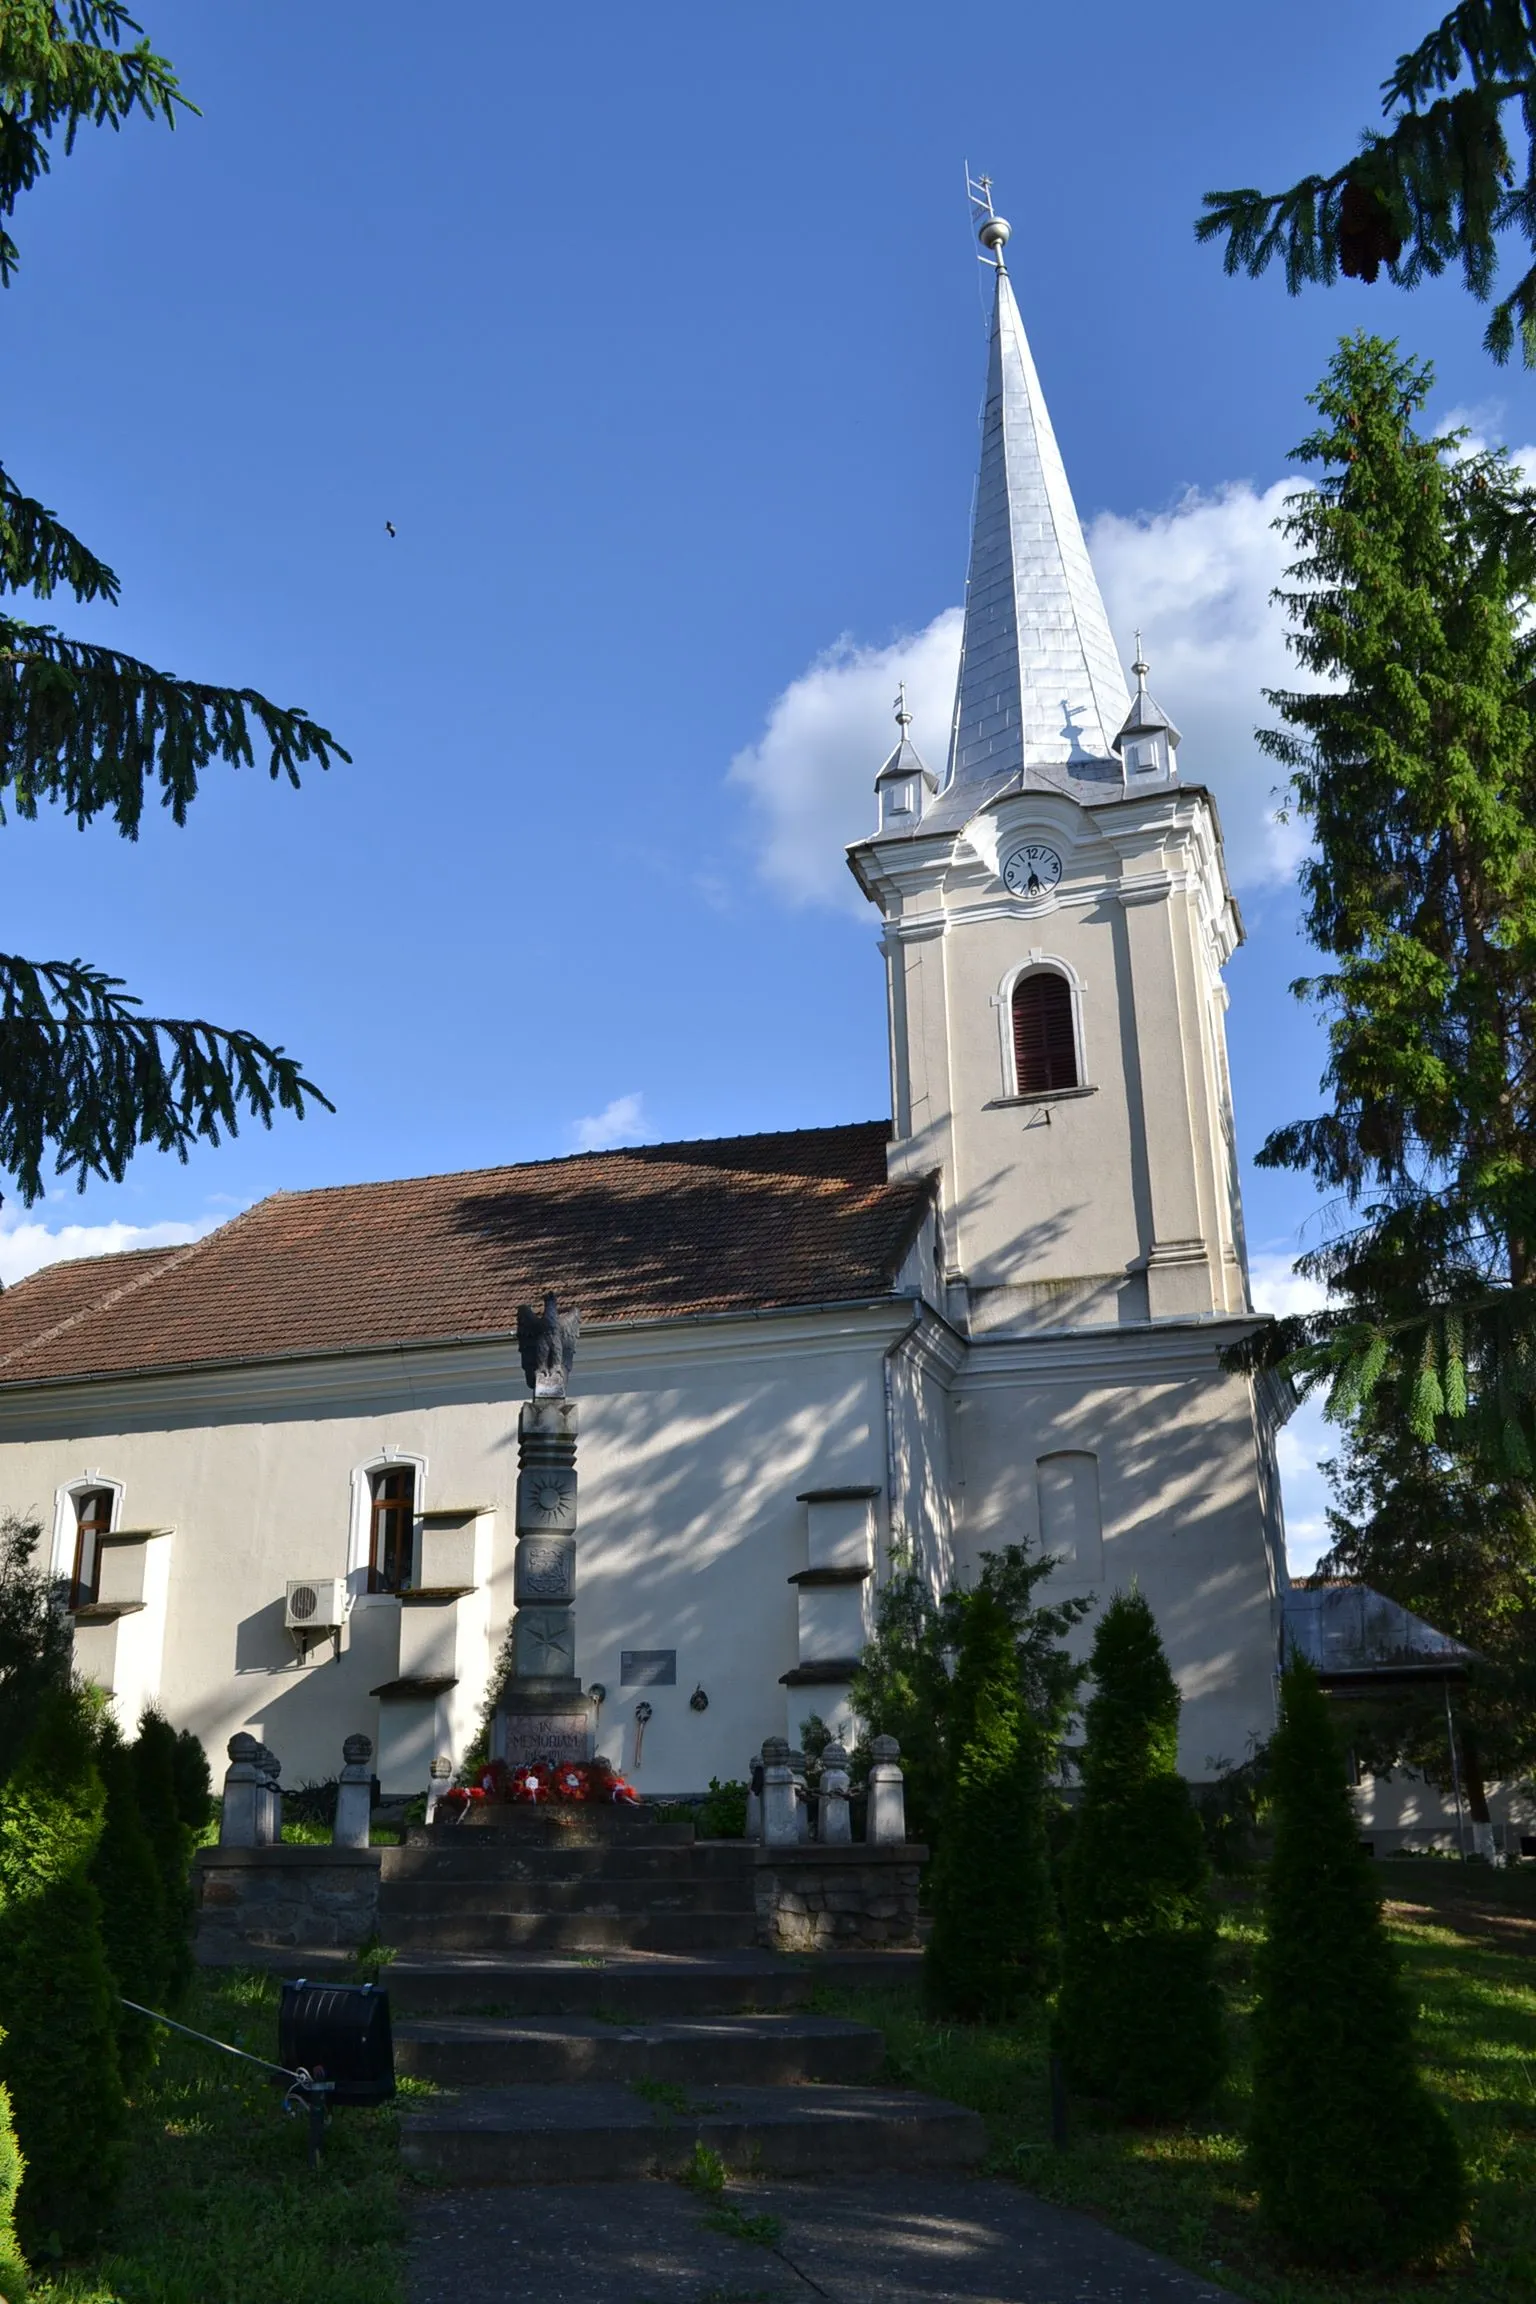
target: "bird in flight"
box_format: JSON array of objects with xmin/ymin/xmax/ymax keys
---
[{"xmin": 385, "ymin": 520, "xmax": 396, "ymax": 538}]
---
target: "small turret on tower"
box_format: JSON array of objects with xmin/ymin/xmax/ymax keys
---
[
  {"xmin": 874, "ymin": 682, "xmax": 938, "ymax": 830},
  {"xmin": 1112, "ymin": 636, "xmax": 1181, "ymax": 787}
]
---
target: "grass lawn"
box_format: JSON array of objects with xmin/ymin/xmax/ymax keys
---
[
  {"xmin": 28, "ymin": 1970, "xmax": 413, "ymax": 2304},
  {"xmin": 817, "ymin": 1864, "xmax": 1536, "ymax": 2304}
]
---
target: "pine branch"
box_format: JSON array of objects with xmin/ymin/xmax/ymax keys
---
[
  {"xmin": 0, "ymin": 460, "xmax": 118, "ymax": 601},
  {"xmin": 0, "ymin": 952, "xmax": 332, "ymax": 1205},
  {"xmin": 0, "ymin": 3, "xmax": 189, "ymax": 283},
  {"xmin": 0, "ymin": 615, "xmax": 350, "ymax": 833},
  {"xmin": 1196, "ymin": 2, "xmax": 1536, "ymax": 360}
]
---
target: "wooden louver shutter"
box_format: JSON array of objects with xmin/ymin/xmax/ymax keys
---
[{"xmin": 1012, "ymin": 972, "xmax": 1077, "ymax": 1094}]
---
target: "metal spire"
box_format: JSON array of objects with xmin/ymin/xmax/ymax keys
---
[{"xmin": 940, "ymin": 190, "xmax": 1129, "ymax": 805}]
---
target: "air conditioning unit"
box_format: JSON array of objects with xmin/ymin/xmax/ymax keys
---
[{"xmin": 285, "ymin": 1578, "xmax": 348, "ymax": 1633}]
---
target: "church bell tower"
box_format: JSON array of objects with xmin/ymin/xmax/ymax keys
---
[{"xmin": 848, "ymin": 199, "xmax": 1251, "ymax": 1340}]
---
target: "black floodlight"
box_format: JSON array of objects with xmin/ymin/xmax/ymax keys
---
[{"xmin": 278, "ymin": 1979, "xmax": 395, "ymax": 2107}]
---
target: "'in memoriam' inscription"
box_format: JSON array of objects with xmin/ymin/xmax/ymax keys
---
[
  {"xmin": 499, "ymin": 1713, "xmax": 593, "ymax": 1768},
  {"xmin": 620, "ymin": 1649, "xmax": 676, "ymax": 1686}
]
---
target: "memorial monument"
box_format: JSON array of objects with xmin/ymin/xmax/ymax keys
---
[{"xmin": 490, "ymin": 1292, "xmax": 599, "ymax": 1771}]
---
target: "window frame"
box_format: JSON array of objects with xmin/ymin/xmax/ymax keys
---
[
  {"xmin": 994, "ymin": 955, "xmax": 1088, "ymax": 1100},
  {"xmin": 68, "ymin": 1486, "xmax": 115, "ymax": 1610},
  {"xmin": 368, "ymin": 1465, "xmax": 418, "ymax": 1595},
  {"xmin": 347, "ymin": 1452, "xmax": 427, "ymax": 1603}
]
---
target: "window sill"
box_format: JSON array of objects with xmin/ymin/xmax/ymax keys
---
[
  {"xmin": 70, "ymin": 1600, "xmax": 146, "ymax": 1624},
  {"xmin": 985, "ymin": 1085, "xmax": 1098, "ymax": 1109}
]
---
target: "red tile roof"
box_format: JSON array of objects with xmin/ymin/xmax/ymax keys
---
[{"xmin": 0, "ymin": 1124, "xmax": 930, "ymax": 1388}]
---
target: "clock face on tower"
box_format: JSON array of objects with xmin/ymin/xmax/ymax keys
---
[{"xmin": 1001, "ymin": 843, "xmax": 1063, "ymax": 901}]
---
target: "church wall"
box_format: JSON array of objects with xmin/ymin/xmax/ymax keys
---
[
  {"xmin": 951, "ymin": 1335, "xmax": 1282, "ymax": 1779},
  {"xmin": 0, "ymin": 1303, "xmax": 915, "ymax": 1794}
]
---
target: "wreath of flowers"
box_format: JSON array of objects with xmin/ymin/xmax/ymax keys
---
[{"xmin": 436, "ymin": 1753, "xmax": 639, "ymax": 1821}]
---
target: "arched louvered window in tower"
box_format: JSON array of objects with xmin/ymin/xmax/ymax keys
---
[{"xmin": 1011, "ymin": 970, "xmax": 1078, "ymax": 1094}]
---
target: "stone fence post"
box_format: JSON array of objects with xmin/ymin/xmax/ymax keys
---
[
  {"xmin": 818, "ymin": 1739, "xmax": 852, "ymax": 1843},
  {"xmin": 218, "ymin": 1733, "xmax": 264, "ymax": 1847},
  {"xmin": 760, "ymin": 1735, "xmax": 798, "ymax": 1846},
  {"xmin": 787, "ymin": 1747, "xmax": 811, "ymax": 1841},
  {"xmin": 332, "ymin": 1733, "xmax": 374, "ymax": 1849},
  {"xmin": 866, "ymin": 1732, "xmax": 907, "ymax": 1844}
]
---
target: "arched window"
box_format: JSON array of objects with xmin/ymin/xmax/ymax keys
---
[
  {"xmin": 1012, "ymin": 970, "xmax": 1078, "ymax": 1094},
  {"xmin": 69, "ymin": 1487, "xmax": 115, "ymax": 1609},
  {"xmin": 369, "ymin": 1466, "xmax": 417, "ymax": 1593}
]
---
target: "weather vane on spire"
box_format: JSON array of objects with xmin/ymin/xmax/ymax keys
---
[
  {"xmin": 1132, "ymin": 630, "xmax": 1150, "ymax": 686},
  {"xmin": 894, "ymin": 681, "xmax": 912, "ymax": 731},
  {"xmin": 965, "ymin": 166, "xmax": 1011, "ymax": 267}
]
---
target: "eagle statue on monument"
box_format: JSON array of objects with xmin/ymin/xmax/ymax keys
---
[{"xmin": 516, "ymin": 1290, "xmax": 580, "ymax": 1397}]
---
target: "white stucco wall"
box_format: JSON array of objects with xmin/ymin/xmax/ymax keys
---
[{"xmin": 0, "ymin": 1304, "xmax": 910, "ymax": 1795}]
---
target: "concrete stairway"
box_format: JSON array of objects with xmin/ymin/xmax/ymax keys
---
[{"xmin": 388, "ymin": 1810, "xmax": 983, "ymax": 2185}]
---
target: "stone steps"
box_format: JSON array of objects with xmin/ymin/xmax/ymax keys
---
[
  {"xmin": 379, "ymin": 1947, "xmax": 923, "ymax": 2016},
  {"xmin": 382, "ymin": 1843, "xmax": 753, "ymax": 1884},
  {"xmin": 379, "ymin": 1877, "xmax": 755, "ymax": 1917},
  {"xmin": 393, "ymin": 2011, "xmax": 884, "ymax": 2087},
  {"xmin": 382, "ymin": 1909, "xmax": 761, "ymax": 1954},
  {"xmin": 397, "ymin": 2080, "xmax": 986, "ymax": 2187}
]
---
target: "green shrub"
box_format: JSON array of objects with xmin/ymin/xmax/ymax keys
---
[
  {"xmin": 90, "ymin": 1721, "xmax": 169, "ymax": 2081},
  {"xmin": 171, "ymin": 1725, "xmax": 213, "ymax": 1835},
  {"xmin": 0, "ymin": 1514, "xmax": 73, "ymax": 1793},
  {"xmin": 0, "ymin": 1686, "xmax": 126, "ymax": 2255},
  {"xmin": 0, "ymin": 2042, "xmax": 25, "ymax": 2302},
  {"xmin": 1248, "ymin": 1660, "xmax": 1466, "ymax": 2267},
  {"xmin": 925, "ymin": 1587, "xmax": 1057, "ymax": 2018},
  {"xmin": 695, "ymin": 1777, "xmax": 748, "ymax": 1837},
  {"xmin": 1055, "ymin": 1589, "xmax": 1225, "ymax": 2120},
  {"xmin": 131, "ymin": 1708, "xmax": 195, "ymax": 2004}
]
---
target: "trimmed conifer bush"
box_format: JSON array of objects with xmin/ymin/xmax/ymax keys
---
[
  {"xmin": 925, "ymin": 1586, "xmax": 1057, "ymax": 2018},
  {"xmin": 0, "ymin": 2042, "xmax": 25, "ymax": 2304},
  {"xmin": 132, "ymin": 1708, "xmax": 196, "ymax": 2004},
  {"xmin": 91, "ymin": 1722, "xmax": 169, "ymax": 2082},
  {"xmin": 171, "ymin": 1724, "xmax": 213, "ymax": 1835},
  {"xmin": 1249, "ymin": 1661, "xmax": 1466, "ymax": 2267},
  {"xmin": 0, "ymin": 1686, "xmax": 126, "ymax": 2255},
  {"xmin": 1055, "ymin": 1589, "xmax": 1225, "ymax": 2119}
]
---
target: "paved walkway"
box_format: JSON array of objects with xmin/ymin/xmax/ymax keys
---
[{"xmin": 409, "ymin": 2174, "xmax": 1235, "ymax": 2304}]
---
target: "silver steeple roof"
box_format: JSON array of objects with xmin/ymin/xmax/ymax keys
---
[{"xmin": 939, "ymin": 215, "xmax": 1128, "ymax": 812}]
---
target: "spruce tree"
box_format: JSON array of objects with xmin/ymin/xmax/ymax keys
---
[
  {"xmin": 0, "ymin": 2040, "xmax": 24, "ymax": 2304},
  {"xmin": 1056, "ymin": 1591, "xmax": 1224, "ymax": 2120},
  {"xmin": 132, "ymin": 1707, "xmax": 194, "ymax": 2004},
  {"xmin": 1250, "ymin": 1662, "xmax": 1466, "ymax": 2268},
  {"xmin": 1225, "ymin": 334, "xmax": 1536, "ymax": 1483},
  {"xmin": 925, "ymin": 1587, "xmax": 1057, "ymax": 2020},
  {"xmin": 91, "ymin": 1719, "xmax": 168, "ymax": 2081},
  {"xmin": 0, "ymin": 5, "xmax": 345, "ymax": 1205},
  {"xmin": 0, "ymin": 1686, "xmax": 126, "ymax": 2255}
]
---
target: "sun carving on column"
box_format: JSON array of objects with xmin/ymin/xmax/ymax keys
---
[{"xmin": 528, "ymin": 1475, "xmax": 570, "ymax": 1523}]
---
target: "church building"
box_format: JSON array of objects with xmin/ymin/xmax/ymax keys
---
[{"xmin": 0, "ymin": 209, "xmax": 1289, "ymax": 1797}]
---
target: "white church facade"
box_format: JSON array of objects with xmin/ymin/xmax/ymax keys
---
[{"xmin": 0, "ymin": 212, "xmax": 1291, "ymax": 1798}]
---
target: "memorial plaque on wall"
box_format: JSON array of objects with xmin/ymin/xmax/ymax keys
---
[
  {"xmin": 497, "ymin": 1710, "xmax": 594, "ymax": 1768},
  {"xmin": 620, "ymin": 1649, "xmax": 676, "ymax": 1686}
]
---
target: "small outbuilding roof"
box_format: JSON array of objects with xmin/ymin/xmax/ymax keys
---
[
  {"xmin": 0, "ymin": 1122, "xmax": 933, "ymax": 1389},
  {"xmin": 1283, "ymin": 1579, "xmax": 1479, "ymax": 1688}
]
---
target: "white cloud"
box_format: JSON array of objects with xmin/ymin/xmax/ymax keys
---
[
  {"xmin": 1247, "ymin": 1249, "xmax": 1340, "ymax": 1576},
  {"xmin": 1247, "ymin": 1248, "xmax": 1331, "ymax": 1322},
  {"xmin": 571, "ymin": 1093, "xmax": 650, "ymax": 1154},
  {"xmin": 0, "ymin": 1213, "xmax": 217, "ymax": 1291},
  {"xmin": 1089, "ymin": 481, "xmax": 1319, "ymax": 887},
  {"xmin": 728, "ymin": 476, "xmax": 1329, "ymax": 909},
  {"xmin": 726, "ymin": 610, "xmax": 963, "ymax": 911},
  {"xmin": 1278, "ymin": 1394, "xmax": 1336, "ymax": 1578}
]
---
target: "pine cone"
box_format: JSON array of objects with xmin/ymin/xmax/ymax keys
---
[{"xmin": 1338, "ymin": 178, "xmax": 1403, "ymax": 284}]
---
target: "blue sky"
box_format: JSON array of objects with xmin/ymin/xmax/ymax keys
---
[{"xmin": 3, "ymin": 2, "xmax": 1527, "ymax": 1563}]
